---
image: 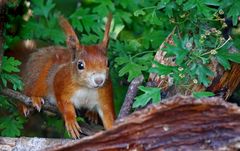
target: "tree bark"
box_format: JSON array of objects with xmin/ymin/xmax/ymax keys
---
[
  {"xmin": 1, "ymin": 88, "xmax": 58, "ymax": 113},
  {"xmin": 45, "ymin": 96, "xmax": 240, "ymax": 151},
  {"xmin": 0, "ymin": 137, "xmax": 73, "ymax": 151},
  {"xmin": 118, "ymin": 75, "xmax": 144, "ymax": 119}
]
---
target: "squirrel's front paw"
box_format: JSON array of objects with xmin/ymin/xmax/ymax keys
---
[
  {"xmin": 65, "ymin": 116, "xmax": 81, "ymax": 139},
  {"xmin": 31, "ymin": 97, "xmax": 44, "ymax": 112},
  {"xmin": 85, "ymin": 110, "xmax": 99, "ymax": 124},
  {"xmin": 18, "ymin": 103, "xmax": 30, "ymax": 117}
]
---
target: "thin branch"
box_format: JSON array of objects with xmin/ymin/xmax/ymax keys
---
[
  {"xmin": 118, "ymin": 75, "xmax": 144, "ymax": 119},
  {"xmin": 1, "ymin": 88, "xmax": 58, "ymax": 113}
]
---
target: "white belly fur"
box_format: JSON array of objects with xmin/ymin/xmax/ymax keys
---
[{"xmin": 70, "ymin": 88, "xmax": 100, "ymax": 110}]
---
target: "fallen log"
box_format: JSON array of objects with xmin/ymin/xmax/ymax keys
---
[
  {"xmin": 0, "ymin": 137, "xmax": 73, "ymax": 151},
  {"xmin": 46, "ymin": 96, "xmax": 240, "ymax": 151}
]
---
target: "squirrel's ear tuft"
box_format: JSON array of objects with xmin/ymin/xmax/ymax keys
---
[
  {"xmin": 99, "ymin": 14, "xmax": 112, "ymax": 51},
  {"xmin": 59, "ymin": 16, "xmax": 80, "ymax": 61},
  {"xmin": 59, "ymin": 16, "xmax": 80, "ymax": 49}
]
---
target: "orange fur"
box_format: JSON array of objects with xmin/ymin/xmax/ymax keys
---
[
  {"xmin": 98, "ymin": 79, "xmax": 115, "ymax": 129},
  {"xmin": 12, "ymin": 14, "xmax": 115, "ymax": 138}
]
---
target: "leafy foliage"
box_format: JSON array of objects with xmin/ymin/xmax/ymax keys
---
[
  {"xmin": 0, "ymin": 114, "xmax": 25, "ymax": 137},
  {"xmin": 20, "ymin": 0, "xmax": 65, "ymax": 44},
  {"xmin": 222, "ymin": 0, "xmax": 240, "ymax": 26},
  {"xmin": 0, "ymin": 57, "xmax": 23, "ymax": 90},
  {"xmin": 0, "ymin": 96, "xmax": 26, "ymax": 137}
]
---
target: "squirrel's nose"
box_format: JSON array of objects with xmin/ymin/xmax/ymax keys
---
[{"xmin": 94, "ymin": 78, "xmax": 104, "ymax": 86}]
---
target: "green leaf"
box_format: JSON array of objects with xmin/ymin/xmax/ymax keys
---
[
  {"xmin": 134, "ymin": 9, "xmax": 146, "ymax": 17},
  {"xmin": 192, "ymin": 91, "xmax": 215, "ymax": 99},
  {"xmin": 157, "ymin": 0, "xmax": 170, "ymax": 9},
  {"xmin": 111, "ymin": 24, "xmax": 125, "ymax": 40},
  {"xmin": 0, "ymin": 115, "xmax": 25, "ymax": 137},
  {"xmin": 196, "ymin": 64, "xmax": 214, "ymax": 87},
  {"xmin": 218, "ymin": 44, "xmax": 240, "ymax": 64},
  {"xmin": 143, "ymin": 10, "xmax": 161, "ymax": 25},
  {"xmin": 135, "ymin": 53, "xmax": 154, "ymax": 64},
  {"xmin": 176, "ymin": 0, "xmax": 184, "ymax": 5},
  {"xmin": 92, "ymin": 0, "xmax": 115, "ymax": 16},
  {"xmin": 1, "ymin": 57, "xmax": 21, "ymax": 73},
  {"xmin": 81, "ymin": 34, "xmax": 99, "ymax": 44},
  {"xmin": 0, "ymin": 96, "xmax": 13, "ymax": 109},
  {"xmin": 164, "ymin": 36, "xmax": 188, "ymax": 65},
  {"xmin": 183, "ymin": 0, "xmax": 197, "ymax": 10},
  {"xmin": 149, "ymin": 61, "xmax": 176, "ymax": 75},
  {"xmin": 0, "ymin": 73, "xmax": 23, "ymax": 90},
  {"xmin": 165, "ymin": 2, "xmax": 177, "ymax": 17},
  {"xmin": 119, "ymin": 0, "xmax": 139, "ymax": 10},
  {"xmin": 32, "ymin": 0, "xmax": 55, "ymax": 18},
  {"xmin": 20, "ymin": 14, "xmax": 65, "ymax": 44},
  {"xmin": 184, "ymin": 0, "xmax": 219, "ymax": 18},
  {"xmin": 115, "ymin": 9, "xmax": 132, "ymax": 24},
  {"xmin": 70, "ymin": 8, "xmax": 102, "ymax": 37},
  {"xmin": 119, "ymin": 62, "xmax": 147, "ymax": 81},
  {"xmin": 82, "ymin": 15, "xmax": 97, "ymax": 33},
  {"xmin": 225, "ymin": 53, "xmax": 240, "ymax": 63},
  {"xmin": 70, "ymin": 8, "xmax": 90, "ymax": 32},
  {"xmin": 115, "ymin": 56, "xmax": 130, "ymax": 65},
  {"xmin": 203, "ymin": 0, "xmax": 220, "ymax": 6},
  {"xmin": 133, "ymin": 86, "xmax": 161, "ymax": 108},
  {"xmin": 226, "ymin": 0, "xmax": 240, "ymax": 25},
  {"xmin": 216, "ymin": 55, "xmax": 231, "ymax": 70}
]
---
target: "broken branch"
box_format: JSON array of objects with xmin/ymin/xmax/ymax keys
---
[{"xmin": 118, "ymin": 75, "xmax": 144, "ymax": 119}]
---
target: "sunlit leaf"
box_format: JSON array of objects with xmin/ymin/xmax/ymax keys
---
[
  {"xmin": 193, "ymin": 91, "xmax": 215, "ymax": 99},
  {"xmin": 133, "ymin": 86, "xmax": 161, "ymax": 108}
]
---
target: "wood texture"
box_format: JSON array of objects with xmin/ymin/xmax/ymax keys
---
[
  {"xmin": 48, "ymin": 96, "xmax": 240, "ymax": 151},
  {"xmin": 0, "ymin": 137, "xmax": 73, "ymax": 151},
  {"xmin": 118, "ymin": 75, "xmax": 144, "ymax": 119}
]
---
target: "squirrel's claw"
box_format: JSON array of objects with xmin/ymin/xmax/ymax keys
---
[
  {"xmin": 41, "ymin": 98, "xmax": 45, "ymax": 104},
  {"xmin": 22, "ymin": 105, "xmax": 30, "ymax": 117},
  {"xmin": 31, "ymin": 97, "xmax": 44, "ymax": 112},
  {"xmin": 85, "ymin": 110, "xmax": 99, "ymax": 124},
  {"xmin": 65, "ymin": 119, "xmax": 81, "ymax": 139},
  {"xmin": 23, "ymin": 109, "xmax": 30, "ymax": 117}
]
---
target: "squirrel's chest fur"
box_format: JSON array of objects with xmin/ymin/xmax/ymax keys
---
[
  {"xmin": 48, "ymin": 88, "xmax": 100, "ymax": 110},
  {"xmin": 70, "ymin": 88, "xmax": 100, "ymax": 110}
]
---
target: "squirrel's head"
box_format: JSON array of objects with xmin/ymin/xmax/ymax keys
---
[
  {"xmin": 71, "ymin": 45, "xmax": 109, "ymax": 88},
  {"xmin": 59, "ymin": 14, "xmax": 112, "ymax": 88}
]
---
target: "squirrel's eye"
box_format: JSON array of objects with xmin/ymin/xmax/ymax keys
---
[{"xmin": 77, "ymin": 61, "xmax": 85, "ymax": 70}]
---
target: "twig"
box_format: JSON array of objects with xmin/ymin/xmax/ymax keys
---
[
  {"xmin": 118, "ymin": 75, "xmax": 144, "ymax": 119},
  {"xmin": 1, "ymin": 88, "xmax": 58, "ymax": 113}
]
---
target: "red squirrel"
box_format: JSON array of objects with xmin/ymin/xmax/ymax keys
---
[{"xmin": 14, "ymin": 15, "xmax": 115, "ymax": 138}]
